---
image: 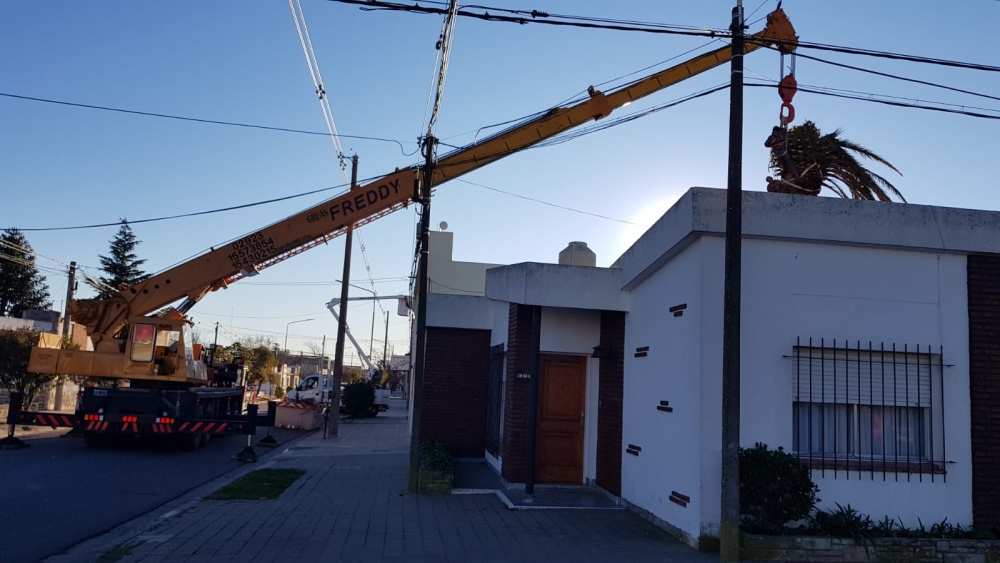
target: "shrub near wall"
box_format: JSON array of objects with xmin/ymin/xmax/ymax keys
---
[
  {"xmin": 739, "ymin": 444, "xmax": 1000, "ymax": 561},
  {"xmin": 742, "ymin": 534, "xmax": 1000, "ymax": 562}
]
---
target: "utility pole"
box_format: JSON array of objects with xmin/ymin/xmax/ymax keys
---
[
  {"xmin": 383, "ymin": 311, "xmax": 389, "ymax": 368},
  {"xmin": 61, "ymin": 261, "xmax": 76, "ymax": 339},
  {"xmin": 408, "ymin": 134, "xmax": 436, "ymax": 492},
  {"xmin": 321, "ymin": 335, "xmax": 327, "ymax": 374},
  {"xmin": 330, "ymin": 155, "xmax": 359, "ymax": 438},
  {"xmin": 211, "ymin": 322, "xmax": 220, "ymax": 365},
  {"xmin": 720, "ymin": 3, "xmax": 745, "ymax": 561},
  {"xmin": 56, "ymin": 261, "xmax": 76, "ymax": 411}
]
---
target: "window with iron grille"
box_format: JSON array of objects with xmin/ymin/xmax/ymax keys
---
[{"xmin": 790, "ymin": 339, "xmax": 946, "ymax": 481}]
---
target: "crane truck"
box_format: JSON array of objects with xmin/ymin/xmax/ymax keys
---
[{"xmin": 6, "ymin": 9, "xmax": 797, "ymax": 453}]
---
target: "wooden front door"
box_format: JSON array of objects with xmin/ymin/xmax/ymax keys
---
[{"xmin": 536, "ymin": 354, "xmax": 587, "ymax": 483}]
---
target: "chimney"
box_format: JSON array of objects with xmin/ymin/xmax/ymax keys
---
[{"xmin": 558, "ymin": 241, "xmax": 596, "ymax": 267}]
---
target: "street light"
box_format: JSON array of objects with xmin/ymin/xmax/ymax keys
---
[{"xmin": 284, "ymin": 318, "xmax": 314, "ymax": 354}]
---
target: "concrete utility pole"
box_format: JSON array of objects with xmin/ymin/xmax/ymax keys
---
[
  {"xmin": 382, "ymin": 311, "xmax": 389, "ymax": 368},
  {"xmin": 720, "ymin": 2, "xmax": 745, "ymax": 561},
  {"xmin": 61, "ymin": 261, "xmax": 76, "ymax": 339},
  {"xmin": 56, "ymin": 261, "xmax": 77, "ymax": 411},
  {"xmin": 330, "ymin": 155, "xmax": 359, "ymax": 438},
  {"xmin": 408, "ymin": 135, "xmax": 436, "ymax": 492},
  {"xmin": 321, "ymin": 335, "xmax": 327, "ymax": 374}
]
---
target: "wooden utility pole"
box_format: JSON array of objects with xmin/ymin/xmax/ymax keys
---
[
  {"xmin": 721, "ymin": 2, "xmax": 745, "ymax": 561},
  {"xmin": 330, "ymin": 155, "xmax": 359, "ymax": 438}
]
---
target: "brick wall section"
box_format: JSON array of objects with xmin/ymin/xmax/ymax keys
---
[
  {"xmin": 967, "ymin": 255, "xmax": 1000, "ymax": 528},
  {"xmin": 596, "ymin": 311, "xmax": 625, "ymax": 496},
  {"xmin": 500, "ymin": 303, "xmax": 535, "ymax": 483},
  {"xmin": 419, "ymin": 327, "xmax": 492, "ymax": 458},
  {"xmin": 967, "ymin": 254, "xmax": 1000, "ymax": 530}
]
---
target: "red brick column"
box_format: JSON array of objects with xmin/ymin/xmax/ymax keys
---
[
  {"xmin": 968, "ymin": 254, "xmax": 1000, "ymax": 529},
  {"xmin": 596, "ymin": 310, "xmax": 625, "ymax": 496},
  {"xmin": 419, "ymin": 327, "xmax": 491, "ymax": 458},
  {"xmin": 501, "ymin": 303, "xmax": 535, "ymax": 483}
]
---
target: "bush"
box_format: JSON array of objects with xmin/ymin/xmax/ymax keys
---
[
  {"xmin": 342, "ymin": 378, "xmax": 375, "ymax": 418},
  {"xmin": 273, "ymin": 385, "xmax": 285, "ymax": 400},
  {"xmin": 419, "ymin": 440, "xmax": 452, "ymax": 473},
  {"xmin": 740, "ymin": 442, "xmax": 819, "ymax": 533}
]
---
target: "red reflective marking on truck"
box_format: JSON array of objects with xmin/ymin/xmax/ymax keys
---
[
  {"xmin": 214, "ymin": 424, "xmax": 227, "ymax": 433},
  {"xmin": 179, "ymin": 422, "xmax": 190, "ymax": 431},
  {"xmin": 190, "ymin": 422, "xmax": 203, "ymax": 432}
]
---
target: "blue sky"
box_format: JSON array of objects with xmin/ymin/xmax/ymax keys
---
[{"xmin": 2, "ymin": 1, "xmax": 998, "ymax": 360}]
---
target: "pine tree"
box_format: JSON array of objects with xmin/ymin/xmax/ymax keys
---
[
  {"xmin": 91, "ymin": 220, "xmax": 150, "ymax": 299},
  {"xmin": 0, "ymin": 228, "xmax": 53, "ymax": 318}
]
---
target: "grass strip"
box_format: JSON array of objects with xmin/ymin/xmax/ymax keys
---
[{"xmin": 206, "ymin": 468, "xmax": 305, "ymax": 500}]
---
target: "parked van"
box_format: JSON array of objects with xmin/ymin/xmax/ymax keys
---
[
  {"xmin": 288, "ymin": 374, "xmax": 390, "ymax": 415},
  {"xmin": 288, "ymin": 374, "xmax": 335, "ymax": 404}
]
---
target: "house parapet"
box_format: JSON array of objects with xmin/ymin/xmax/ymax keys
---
[
  {"xmin": 617, "ymin": 187, "xmax": 1000, "ymax": 290},
  {"xmin": 485, "ymin": 262, "xmax": 628, "ymax": 312}
]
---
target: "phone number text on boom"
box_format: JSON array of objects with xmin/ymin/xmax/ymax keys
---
[{"xmin": 227, "ymin": 233, "xmax": 277, "ymax": 269}]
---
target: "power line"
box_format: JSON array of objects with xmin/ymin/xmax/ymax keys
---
[
  {"xmin": 15, "ymin": 180, "xmax": 355, "ymax": 231},
  {"xmin": 779, "ymin": 48, "xmax": 1000, "ymax": 103},
  {"xmin": 330, "ymin": 0, "xmax": 1000, "ymax": 73},
  {"xmin": 457, "ymin": 179, "xmax": 647, "ymax": 227},
  {"xmin": 0, "ymin": 92, "xmax": 416, "ymax": 156},
  {"xmin": 746, "ymin": 82, "xmax": 1000, "ymax": 120}
]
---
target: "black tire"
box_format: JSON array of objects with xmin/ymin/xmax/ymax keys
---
[
  {"xmin": 83, "ymin": 431, "xmax": 103, "ymax": 448},
  {"xmin": 176, "ymin": 433, "xmax": 199, "ymax": 452},
  {"xmin": 198, "ymin": 433, "xmax": 211, "ymax": 448},
  {"xmin": 369, "ymin": 406, "xmax": 379, "ymax": 417}
]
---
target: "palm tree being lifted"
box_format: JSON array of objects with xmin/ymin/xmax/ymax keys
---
[{"xmin": 765, "ymin": 120, "xmax": 905, "ymax": 202}]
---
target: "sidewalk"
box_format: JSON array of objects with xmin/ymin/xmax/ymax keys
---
[{"xmin": 50, "ymin": 399, "xmax": 715, "ymax": 563}]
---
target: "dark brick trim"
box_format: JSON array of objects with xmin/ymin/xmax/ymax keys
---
[
  {"xmin": 597, "ymin": 310, "xmax": 625, "ymax": 496},
  {"xmin": 420, "ymin": 327, "xmax": 491, "ymax": 458},
  {"xmin": 968, "ymin": 254, "xmax": 1000, "ymax": 529},
  {"xmin": 501, "ymin": 304, "xmax": 535, "ymax": 483}
]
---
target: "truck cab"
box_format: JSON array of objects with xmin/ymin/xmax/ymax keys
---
[{"xmin": 288, "ymin": 374, "xmax": 335, "ymax": 404}]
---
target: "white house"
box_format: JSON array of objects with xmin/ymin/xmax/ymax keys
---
[{"xmin": 415, "ymin": 187, "xmax": 999, "ymax": 549}]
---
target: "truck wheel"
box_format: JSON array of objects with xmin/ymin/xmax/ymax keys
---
[
  {"xmin": 199, "ymin": 433, "xmax": 211, "ymax": 448},
  {"xmin": 369, "ymin": 406, "xmax": 379, "ymax": 417},
  {"xmin": 83, "ymin": 432, "xmax": 103, "ymax": 448},
  {"xmin": 176, "ymin": 434, "xmax": 200, "ymax": 452}
]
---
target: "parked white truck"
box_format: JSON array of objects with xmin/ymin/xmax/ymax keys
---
[{"xmin": 288, "ymin": 373, "xmax": 389, "ymax": 416}]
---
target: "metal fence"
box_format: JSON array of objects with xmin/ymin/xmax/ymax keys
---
[
  {"xmin": 485, "ymin": 343, "xmax": 505, "ymax": 457},
  {"xmin": 789, "ymin": 337, "xmax": 946, "ymax": 482}
]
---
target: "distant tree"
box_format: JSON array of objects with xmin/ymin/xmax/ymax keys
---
[
  {"xmin": 0, "ymin": 328, "xmax": 54, "ymax": 409},
  {"xmin": 90, "ymin": 220, "xmax": 150, "ymax": 299},
  {"xmin": 229, "ymin": 340, "xmax": 278, "ymax": 399},
  {"xmin": 0, "ymin": 228, "xmax": 52, "ymax": 318},
  {"xmin": 766, "ymin": 120, "xmax": 904, "ymax": 202}
]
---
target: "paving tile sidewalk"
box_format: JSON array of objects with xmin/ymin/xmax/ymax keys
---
[{"xmin": 56, "ymin": 400, "xmax": 716, "ymax": 562}]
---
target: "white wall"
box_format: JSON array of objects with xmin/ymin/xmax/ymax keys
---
[
  {"xmin": 428, "ymin": 231, "xmax": 500, "ymax": 295},
  {"xmin": 697, "ymin": 237, "xmax": 972, "ymax": 532},
  {"xmin": 540, "ymin": 307, "xmax": 601, "ymax": 483},
  {"xmin": 620, "ymin": 240, "xmax": 706, "ymax": 543}
]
